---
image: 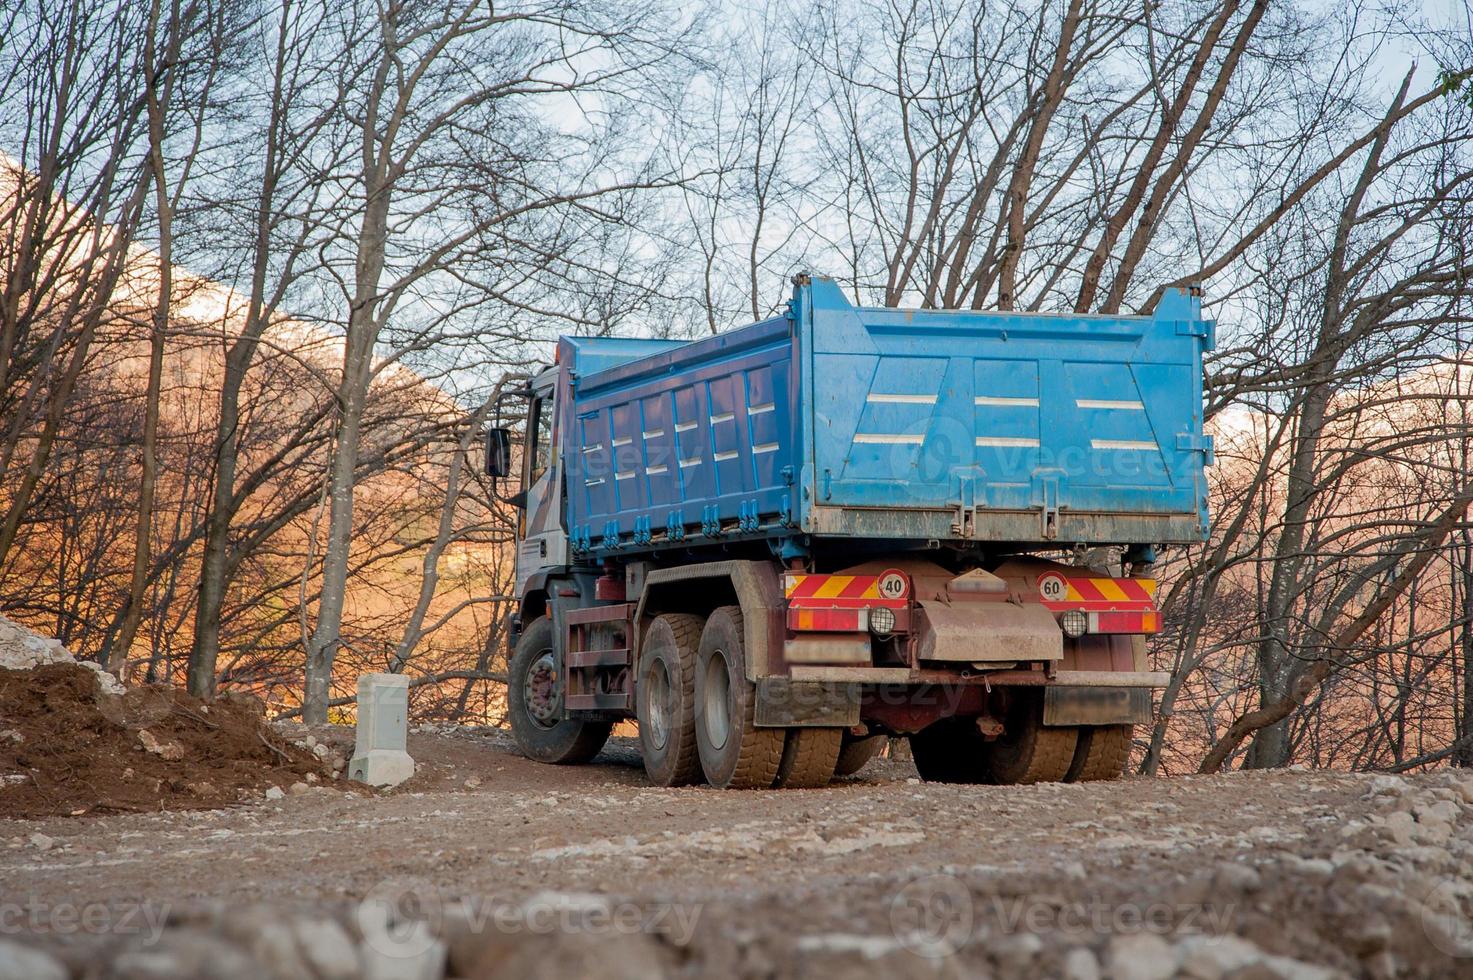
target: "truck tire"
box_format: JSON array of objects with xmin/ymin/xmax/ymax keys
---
[
  {"xmin": 694, "ymin": 606, "xmax": 784, "ymax": 789},
  {"xmin": 773, "ymin": 728, "xmax": 841, "ymax": 788},
  {"xmin": 984, "ymin": 691, "xmax": 1078, "ymax": 785},
  {"xmin": 909, "ymin": 718, "xmax": 990, "ymax": 783},
  {"xmin": 508, "ymin": 616, "xmax": 611, "ymax": 765},
  {"xmin": 636, "ymin": 613, "xmax": 705, "ymax": 786},
  {"xmin": 1064, "ymin": 724, "xmax": 1134, "ymax": 782},
  {"xmin": 833, "ymin": 733, "xmax": 884, "ymax": 777}
]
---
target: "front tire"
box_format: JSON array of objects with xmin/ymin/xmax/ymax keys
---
[
  {"xmin": 693, "ymin": 606, "xmax": 784, "ymax": 789},
  {"xmin": 508, "ymin": 616, "xmax": 611, "ymax": 765},
  {"xmin": 636, "ymin": 613, "xmax": 705, "ymax": 786}
]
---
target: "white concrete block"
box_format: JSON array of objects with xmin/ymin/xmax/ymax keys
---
[{"xmin": 349, "ymin": 673, "xmax": 415, "ymax": 788}]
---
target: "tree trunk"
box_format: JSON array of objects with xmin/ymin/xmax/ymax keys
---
[
  {"xmin": 1458, "ymin": 527, "xmax": 1473, "ymax": 768},
  {"xmin": 302, "ymin": 27, "xmax": 396, "ymax": 721},
  {"xmin": 996, "ymin": 0, "xmax": 1081, "ymax": 310},
  {"xmin": 188, "ymin": 10, "xmax": 295, "ymax": 698},
  {"xmin": 110, "ymin": 0, "xmax": 177, "ymax": 675}
]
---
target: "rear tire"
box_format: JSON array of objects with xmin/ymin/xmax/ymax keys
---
[
  {"xmin": 984, "ymin": 691, "xmax": 1078, "ymax": 785},
  {"xmin": 833, "ymin": 733, "xmax": 884, "ymax": 777},
  {"xmin": 774, "ymin": 728, "xmax": 842, "ymax": 788},
  {"xmin": 909, "ymin": 717, "xmax": 989, "ymax": 783},
  {"xmin": 694, "ymin": 606, "xmax": 784, "ymax": 789},
  {"xmin": 508, "ymin": 616, "xmax": 612, "ymax": 765},
  {"xmin": 1064, "ymin": 724, "xmax": 1134, "ymax": 782},
  {"xmin": 636, "ymin": 614, "xmax": 705, "ymax": 786}
]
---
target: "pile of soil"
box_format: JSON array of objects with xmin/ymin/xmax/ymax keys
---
[{"xmin": 1, "ymin": 663, "xmax": 327, "ymax": 819}]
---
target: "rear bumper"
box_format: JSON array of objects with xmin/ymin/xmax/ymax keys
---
[
  {"xmin": 786, "ymin": 666, "xmax": 1170, "ymax": 687},
  {"xmin": 760, "ymin": 667, "xmax": 1164, "ymax": 729}
]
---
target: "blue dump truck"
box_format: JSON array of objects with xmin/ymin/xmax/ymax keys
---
[{"xmin": 486, "ymin": 275, "xmax": 1212, "ymax": 788}]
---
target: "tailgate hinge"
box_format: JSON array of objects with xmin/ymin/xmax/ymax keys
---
[
  {"xmin": 951, "ymin": 475, "xmax": 977, "ymax": 538},
  {"xmin": 1175, "ymin": 432, "xmax": 1215, "ymax": 466},
  {"xmin": 1174, "ymin": 318, "xmax": 1217, "ymax": 352},
  {"xmin": 1036, "ymin": 475, "xmax": 1061, "ymax": 539}
]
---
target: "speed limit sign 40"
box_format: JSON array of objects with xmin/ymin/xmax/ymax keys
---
[
  {"xmin": 1037, "ymin": 572, "xmax": 1068, "ymax": 603},
  {"xmin": 876, "ymin": 569, "xmax": 909, "ymax": 600}
]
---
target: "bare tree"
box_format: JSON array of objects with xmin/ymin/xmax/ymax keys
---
[
  {"xmin": 300, "ymin": 0, "xmax": 688, "ymax": 721},
  {"xmin": 0, "ymin": 1, "xmax": 153, "ymax": 571}
]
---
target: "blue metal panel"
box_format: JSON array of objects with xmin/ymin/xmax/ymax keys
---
[
  {"xmin": 558, "ymin": 337, "xmax": 687, "ymax": 378},
  {"xmin": 560, "ymin": 277, "xmax": 1211, "ymax": 557},
  {"xmin": 564, "ymin": 318, "xmax": 797, "ymax": 555},
  {"xmin": 794, "ymin": 277, "xmax": 1210, "ymax": 542}
]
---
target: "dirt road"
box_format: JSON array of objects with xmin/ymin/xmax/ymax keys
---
[{"xmin": 2, "ymin": 726, "xmax": 1471, "ymax": 978}]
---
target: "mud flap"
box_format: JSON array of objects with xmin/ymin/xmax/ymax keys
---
[
  {"xmin": 1043, "ymin": 686, "xmax": 1152, "ymax": 727},
  {"xmin": 755, "ymin": 678, "xmax": 861, "ymax": 728}
]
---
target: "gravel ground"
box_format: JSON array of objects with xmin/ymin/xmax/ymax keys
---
[{"xmin": 2, "ymin": 726, "xmax": 1471, "ymax": 978}]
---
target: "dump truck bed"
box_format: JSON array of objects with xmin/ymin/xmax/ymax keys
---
[{"xmin": 559, "ymin": 277, "xmax": 1212, "ymax": 556}]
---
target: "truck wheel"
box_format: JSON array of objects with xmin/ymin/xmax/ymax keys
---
[
  {"xmin": 636, "ymin": 613, "xmax": 705, "ymax": 786},
  {"xmin": 1064, "ymin": 724, "xmax": 1134, "ymax": 782},
  {"xmin": 909, "ymin": 717, "xmax": 989, "ymax": 783},
  {"xmin": 694, "ymin": 606, "xmax": 784, "ymax": 789},
  {"xmin": 774, "ymin": 728, "xmax": 841, "ymax": 788},
  {"xmin": 508, "ymin": 616, "xmax": 611, "ymax": 765},
  {"xmin": 984, "ymin": 691, "xmax": 1078, "ymax": 785},
  {"xmin": 833, "ymin": 733, "xmax": 884, "ymax": 777}
]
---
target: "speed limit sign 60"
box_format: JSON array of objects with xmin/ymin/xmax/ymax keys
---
[{"xmin": 1037, "ymin": 572, "xmax": 1068, "ymax": 603}]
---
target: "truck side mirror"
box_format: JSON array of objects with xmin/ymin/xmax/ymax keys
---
[{"xmin": 485, "ymin": 427, "xmax": 512, "ymax": 478}]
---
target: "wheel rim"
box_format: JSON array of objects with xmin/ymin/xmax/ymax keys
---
[
  {"xmin": 703, "ymin": 648, "xmax": 731, "ymax": 751},
  {"xmin": 523, "ymin": 649, "xmax": 560, "ymax": 729},
  {"xmin": 645, "ymin": 658, "xmax": 673, "ymax": 751}
]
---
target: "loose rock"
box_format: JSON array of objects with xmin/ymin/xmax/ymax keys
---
[{"xmin": 0, "ymin": 939, "xmax": 68, "ymax": 980}]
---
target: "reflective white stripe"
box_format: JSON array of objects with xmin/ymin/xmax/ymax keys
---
[
  {"xmin": 1077, "ymin": 399, "xmax": 1145, "ymax": 410},
  {"xmin": 1092, "ymin": 439, "xmax": 1157, "ymax": 450},
  {"xmin": 748, "ymin": 403, "xmax": 775, "ymax": 415},
  {"xmin": 752, "ymin": 442, "xmax": 780, "ymax": 454},
  {"xmin": 615, "ymin": 471, "xmax": 635, "ymax": 480},
  {"xmin": 642, "ymin": 429, "xmax": 664, "ymax": 439},
  {"xmin": 585, "ymin": 478, "xmax": 605, "ymax": 486},
  {"xmin": 975, "ymin": 396, "xmax": 1038, "ymax": 407},
  {"xmin": 679, "ymin": 457, "xmax": 702, "ymax": 468},
  {"xmin": 582, "ymin": 444, "xmax": 603, "ymax": 454},
  {"xmin": 675, "ymin": 422, "xmax": 697, "ymax": 433},
  {"xmin": 867, "ymin": 393, "xmax": 937, "ymax": 405},
  {"xmin": 976, "ymin": 437, "xmax": 1040, "ymax": 447},
  {"xmin": 854, "ymin": 433, "xmax": 924, "ymax": 445},
  {"xmin": 645, "ymin": 465, "xmax": 668, "ymax": 475},
  {"xmin": 710, "ymin": 412, "xmax": 734, "ymax": 424},
  {"xmin": 611, "ymin": 437, "xmax": 632, "ymax": 447},
  {"xmin": 714, "ymin": 450, "xmax": 739, "ymax": 461}
]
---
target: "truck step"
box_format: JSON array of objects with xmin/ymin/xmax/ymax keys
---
[
  {"xmin": 565, "ymin": 692, "xmax": 633, "ymax": 712},
  {"xmin": 564, "ymin": 647, "xmax": 631, "ymax": 669}
]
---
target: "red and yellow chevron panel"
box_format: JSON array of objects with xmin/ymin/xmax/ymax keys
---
[
  {"xmin": 1038, "ymin": 572, "xmax": 1155, "ymax": 607},
  {"xmin": 784, "ymin": 571, "xmax": 910, "ymax": 609},
  {"xmin": 1038, "ymin": 573, "xmax": 1159, "ymax": 634}
]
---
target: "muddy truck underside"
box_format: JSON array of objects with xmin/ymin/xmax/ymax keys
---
[{"xmin": 489, "ymin": 275, "xmax": 1212, "ymax": 788}]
